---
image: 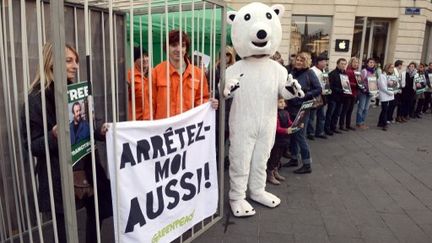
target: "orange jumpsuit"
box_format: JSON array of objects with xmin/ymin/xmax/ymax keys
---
[
  {"xmin": 151, "ymin": 61, "xmax": 210, "ymax": 119},
  {"xmin": 127, "ymin": 67, "xmax": 153, "ymax": 120}
]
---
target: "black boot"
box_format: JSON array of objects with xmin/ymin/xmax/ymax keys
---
[
  {"xmin": 282, "ymin": 159, "xmax": 298, "ymax": 167},
  {"xmin": 293, "ymin": 164, "xmax": 312, "ymax": 174}
]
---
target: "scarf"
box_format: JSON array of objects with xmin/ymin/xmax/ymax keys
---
[{"xmin": 366, "ymin": 66, "xmax": 375, "ymax": 74}]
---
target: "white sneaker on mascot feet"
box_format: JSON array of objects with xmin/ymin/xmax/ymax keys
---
[
  {"xmin": 250, "ymin": 191, "xmax": 281, "ymax": 208},
  {"xmin": 230, "ymin": 199, "xmax": 256, "ymax": 217}
]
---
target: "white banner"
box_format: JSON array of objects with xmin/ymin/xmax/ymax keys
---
[{"xmin": 106, "ymin": 103, "xmax": 218, "ymax": 243}]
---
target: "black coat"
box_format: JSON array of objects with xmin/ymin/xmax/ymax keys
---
[
  {"xmin": 328, "ymin": 68, "xmax": 346, "ymax": 102},
  {"xmin": 21, "ymin": 83, "xmax": 112, "ymax": 218}
]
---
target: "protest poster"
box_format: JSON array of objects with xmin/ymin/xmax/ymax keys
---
[
  {"xmin": 106, "ymin": 103, "xmax": 218, "ymax": 243},
  {"xmin": 322, "ymin": 72, "xmax": 332, "ymax": 95},
  {"xmin": 192, "ymin": 50, "xmax": 211, "ymax": 69},
  {"xmin": 340, "ymin": 74, "xmax": 352, "ymax": 94},
  {"xmin": 415, "ymin": 74, "xmax": 426, "ymax": 94},
  {"xmin": 291, "ymin": 100, "xmax": 314, "ymax": 132},
  {"xmin": 67, "ymin": 81, "xmax": 91, "ymax": 166},
  {"xmin": 386, "ymin": 74, "xmax": 400, "ymax": 92},
  {"xmin": 367, "ymin": 76, "xmax": 378, "ymax": 95},
  {"xmin": 354, "ymin": 71, "xmax": 365, "ymax": 89}
]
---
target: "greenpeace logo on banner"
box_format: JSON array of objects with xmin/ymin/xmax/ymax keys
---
[{"xmin": 106, "ymin": 103, "xmax": 218, "ymax": 243}]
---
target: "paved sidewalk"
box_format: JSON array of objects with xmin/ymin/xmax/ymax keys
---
[{"xmin": 196, "ymin": 107, "xmax": 432, "ymax": 243}]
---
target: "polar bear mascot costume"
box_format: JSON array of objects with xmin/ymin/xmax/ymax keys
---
[{"xmin": 224, "ymin": 2, "xmax": 304, "ymax": 217}]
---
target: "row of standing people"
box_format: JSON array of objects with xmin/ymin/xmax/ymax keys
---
[{"xmin": 265, "ymin": 52, "xmax": 432, "ymax": 185}]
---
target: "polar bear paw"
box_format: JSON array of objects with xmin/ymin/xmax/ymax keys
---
[
  {"xmin": 230, "ymin": 199, "xmax": 256, "ymax": 217},
  {"xmin": 285, "ymin": 74, "xmax": 305, "ymax": 98},
  {"xmin": 223, "ymin": 74, "xmax": 242, "ymax": 98},
  {"xmin": 250, "ymin": 191, "xmax": 281, "ymax": 208}
]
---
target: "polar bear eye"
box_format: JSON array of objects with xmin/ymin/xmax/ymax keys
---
[
  {"xmin": 244, "ymin": 14, "xmax": 251, "ymax": 21},
  {"xmin": 266, "ymin": 13, "xmax": 272, "ymax": 19}
]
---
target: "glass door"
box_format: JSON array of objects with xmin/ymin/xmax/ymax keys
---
[{"xmin": 352, "ymin": 17, "xmax": 390, "ymax": 68}]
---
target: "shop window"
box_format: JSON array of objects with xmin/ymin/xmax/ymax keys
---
[{"xmin": 290, "ymin": 15, "xmax": 332, "ymax": 62}]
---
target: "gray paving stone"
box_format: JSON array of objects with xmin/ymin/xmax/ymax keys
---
[
  {"xmin": 259, "ymin": 232, "xmax": 295, "ymax": 243},
  {"xmin": 380, "ymin": 212, "xmax": 431, "ymax": 243},
  {"xmin": 328, "ymin": 235, "xmax": 364, "ymax": 243}
]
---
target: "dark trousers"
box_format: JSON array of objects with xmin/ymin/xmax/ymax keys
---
[
  {"xmin": 339, "ymin": 95, "xmax": 356, "ymax": 128},
  {"xmin": 55, "ymin": 197, "xmax": 103, "ymax": 243},
  {"xmin": 401, "ymin": 94, "xmax": 415, "ymax": 117},
  {"xmin": 267, "ymin": 145, "xmax": 284, "ymax": 171},
  {"xmin": 415, "ymin": 96, "xmax": 425, "ymax": 115},
  {"xmin": 378, "ymin": 101, "xmax": 390, "ymax": 127},
  {"xmin": 325, "ymin": 99, "xmax": 342, "ymax": 131},
  {"xmin": 388, "ymin": 94, "xmax": 400, "ymax": 120},
  {"xmin": 423, "ymin": 92, "xmax": 431, "ymax": 112}
]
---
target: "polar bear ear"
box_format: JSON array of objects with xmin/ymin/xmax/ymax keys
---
[
  {"xmin": 271, "ymin": 4, "xmax": 285, "ymax": 18},
  {"xmin": 227, "ymin": 11, "xmax": 237, "ymax": 25}
]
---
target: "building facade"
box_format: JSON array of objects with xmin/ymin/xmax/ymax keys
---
[{"xmin": 226, "ymin": 0, "xmax": 432, "ymax": 68}]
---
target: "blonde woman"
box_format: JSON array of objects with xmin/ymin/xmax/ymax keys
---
[
  {"xmin": 283, "ymin": 52, "xmax": 322, "ymax": 174},
  {"xmin": 22, "ymin": 43, "xmax": 112, "ymax": 243}
]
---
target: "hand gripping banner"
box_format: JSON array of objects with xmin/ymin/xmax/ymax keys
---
[{"xmin": 106, "ymin": 103, "xmax": 218, "ymax": 243}]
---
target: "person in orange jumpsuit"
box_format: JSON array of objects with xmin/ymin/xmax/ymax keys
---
[
  {"xmin": 152, "ymin": 29, "xmax": 218, "ymax": 120},
  {"xmin": 127, "ymin": 48, "xmax": 152, "ymax": 120}
]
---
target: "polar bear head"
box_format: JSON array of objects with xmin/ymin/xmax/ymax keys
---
[{"xmin": 227, "ymin": 2, "xmax": 284, "ymax": 59}]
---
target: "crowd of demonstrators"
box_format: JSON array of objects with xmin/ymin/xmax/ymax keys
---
[
  {"xmin": 21, "ymin": 43, "xmax": 112, "ymax": 243},
  {"xmin": 264, "ymin": 51, "xmax": 432, "ymax": 185}
]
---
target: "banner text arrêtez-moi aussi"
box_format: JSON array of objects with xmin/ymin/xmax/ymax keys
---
[{"xmin": 106, "ymin": 103, "xmax": 218, "ymax": 243}]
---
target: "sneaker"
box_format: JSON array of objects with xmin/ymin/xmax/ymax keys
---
[
  {"xmin": 340, "ymin": 127, "xmax": 349, "ymax": 131},
  {"xmin": 332, "ymin": 129, "xmax": 342, "ymax": 134},
  {"xmin": 307, "ymin": 134, "xmax": 315, "ymax": 140},
  {"xmin": 293, "ymin": 164, "xmax": 312, "ymax": 174},
  {"xmin": 282, "ymin": 159, "xmax": 298, "ymax": 167},
  {"xmin": 382, "ymin": 125, "xmax": 388, "ymax": 131},
  {"xmin": 347, "ymin": 126, "xmax": 356, "ymax": 131}
]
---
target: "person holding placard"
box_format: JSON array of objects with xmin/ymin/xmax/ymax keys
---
[
  {"xmin": 342, "ymin": 57, "xmax": 360, "ymax": 131},
  {"xmin": 22, "ymin": 43, "xmax": 112, "ymax": 243},
  {"xmin": 356, "ymin": 58, "xmax": 376, "ymax": 129},
  {"xmin": 401, "ymin": 62, "xmax": 418, "ymax": 121},
  {"xmin": 392, "ymin": 60, "xmax": 404, "ymax": 123},
  {"xmin": 377, "ymin": 63, "xmax": 395, "ymax": 130},
  {"xmin": 324, "ymin": 58, "xmax": 347, "ymax": 135},
  {"xmin": 413, "ymin": 63, "xmax": 428, "ymax": 118},
  {"xmin": 423, "ymin": 62, "xmax": 432, "ymax": 113}
]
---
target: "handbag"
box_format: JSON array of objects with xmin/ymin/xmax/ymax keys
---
[
  {"xmin": 305, "ymin": 70, "xmax": 324, "ymax": 108},
  {"xmin": 73, "ymin": 170, "xmax": 93, "ymax": 200},
  {"xmin": 312, "ymin": 94, "xmax": 324, "ymax": 108}
]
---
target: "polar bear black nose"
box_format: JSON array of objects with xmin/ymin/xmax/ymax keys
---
[{"xmin": 256, "ymin": 30, "xmax": 267, "ymax": 40}]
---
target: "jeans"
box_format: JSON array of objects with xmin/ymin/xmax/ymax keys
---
[
  {"xmin": 306, "ymin": 109, "xmax": 316, "ymax": 136},
  {"xmin": 378, "ymin": 101, "xmax": 390, "ymax": 127},
  {"xmin": 339, "ymin": 95, "xmax": 356, "ymax": 128},
  {"xmin": 289, "ymin": 112, "xmax": 311, "ymax": 165},
  {"xmin": 356, "ymin": 92, "xmax": 370, "ymax": 125},
  {"xmin": 306, "ymin": 107, "xmax": 326, "ymax": 136}
]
